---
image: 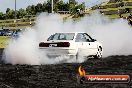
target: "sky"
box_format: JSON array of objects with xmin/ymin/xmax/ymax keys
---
[{"xmin": 0, "ymin": 0, "xmax": 109, "ymax": 13}]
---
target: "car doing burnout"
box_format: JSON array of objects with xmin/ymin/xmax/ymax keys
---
[{"xmin": 39, "ymin": 32, "xmax": 103, "ymax": 59}]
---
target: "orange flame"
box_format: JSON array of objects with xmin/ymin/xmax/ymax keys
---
[{"xmin": 78, "ymin": 66, "xmax": 86, "ymax": 76}]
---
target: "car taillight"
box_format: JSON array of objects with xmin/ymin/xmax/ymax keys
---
[
  {"xmin": 58, "ymin": 42, "xmax": 70, "ymax": 47},
  {"xmin": 39, "ymin": 42, "xmax": 70, "ymax": 47},
  {"xmin": 39, "ymin": 42, "xmax": 49, "ymax": 47}
]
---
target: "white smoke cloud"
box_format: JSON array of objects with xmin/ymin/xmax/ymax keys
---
[{"xmin": 3, "ymin": 11, "xmax": 132, "ymax": 65}]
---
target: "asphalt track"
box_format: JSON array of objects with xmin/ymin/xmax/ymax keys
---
[{"xmin": 0, "ymin": 48, "xmax": 132, "ymax": 88}]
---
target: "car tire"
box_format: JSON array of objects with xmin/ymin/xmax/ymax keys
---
[{"xmin": 94, "ymin": 47, "xmax": 102, "ymax": 59}]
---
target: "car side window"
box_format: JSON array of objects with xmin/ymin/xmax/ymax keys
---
[
  {"xmin": 48, "ymin": 33, "xmax": 59, "ymax": 40},
  {"xmin": 75, "ymin": 33, "xmax": 87, "ymax": 42},
  {"xmin": 83, "ymin": 33, "xmax": 93, "ymax": 42},
  {"xmin": 59, "ymin": 34, "xmax": 66, "ymax": 40}
]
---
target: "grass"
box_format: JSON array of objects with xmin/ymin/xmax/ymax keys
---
[
  {"xmin": 106, "ymin": 12, "xmax": 132, "ymax": 18},
  {"xmin": 123, "ymin": 0, "xmax": 132, "ymax": 1},
  {"xmin": 0, "ymin": 17, "xmax": 36, "ymax": 27},
  {"xmin": 123, "ymin": 1, "xmax": 132, "ymax": 2},
  {"xmin": 105, "ymin": 2, "xmax": 122, "ymax": 6},
  {"xmin": 0, "ymin": 21, "xmax": 34, "ymax": 28},
  {"xmin": 0, "ymin": 36, "xmax": 10, "ymax": 48},
  {"xmin": 3, "ymin": 26, "xmax": 29, "ymax": 29},
  {"xmin": 0, "ymin": 17, "xmax": 36, "ymax": 23},
  {"xmin": 106, "ymin": 14, "xmax": 120, "ymax": 18},
  {"xmin": 124, "ymin": 6, "xmax": 132, "ymax": 8},
  {"xmin": 100, "ymin": 8, "xmax": 119, "ymax": 11}
]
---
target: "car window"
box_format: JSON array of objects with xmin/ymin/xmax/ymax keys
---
[
  {"xmin": 53, "ymin": 33, "xmax": 60, "ymax": 40},
  {"xmin": 75, "ymin": 33, "xmax": 93, "ymax": 42},
  {"xmin": 75, "ymin": 33, "xmax": 87, "ymax": 42},
  {"xmin": 83, "ymin": 33, "xmax": 93, "ymax": 42},
  {"xmin": 59, "ymin": 34, "xmax": 66, "ymax": 40},
  {"xmin": 47, "ymin": 33, "xmax": 75, "ymax": 41}
]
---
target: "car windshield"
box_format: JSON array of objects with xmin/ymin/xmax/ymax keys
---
[{"xmin": 47, "ymin": 33, "xmax": 75, "ymax": 41}]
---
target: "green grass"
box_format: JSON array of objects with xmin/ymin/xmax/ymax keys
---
[
  {"xmin": 106, "ymin": 12, "xmax": 132, "ymax": 18},
  {"xmin": 0, "ymin": 21, "xmax": 34, "ymax": 25},
  {"xmin": 106, "ymin": 14, "xmax": 120, "ymax": 18},
  {"xmin": 123, "ymin": 0, "xmax": 132, "ymax": 1},
  {"xmin": 124, "ymin": 6, "xmax": 132, "ymax": 8},
  {"xmin": 2, "ymin": 26, "xmax": 29, "ymax": 29},
  {"xmin": 100, "ymin": 8, "xmax": 119, "ymax": 11},
  {"xmin": 0, "ymin": 17, "xmax": 36, "ymax": 23},
  {"xmin": 123, "ymin": 1, "xmax": 132, "ymax": 3},
  {"xmin": 0, "ymin": 36, "xmax": 10, "ymax": 48},
  {"xmin": 105, "ymin": 2, "xmax": 122, "ymax": 6}
]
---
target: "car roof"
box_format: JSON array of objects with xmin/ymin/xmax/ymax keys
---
[{"xmin": 54, "ymin": 32, "xmax": 86, "ymax": 34}]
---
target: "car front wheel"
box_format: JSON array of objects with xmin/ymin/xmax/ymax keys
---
[{"xmin": 94, "ymin": 47, "xmax": 102, "ymax": 59}]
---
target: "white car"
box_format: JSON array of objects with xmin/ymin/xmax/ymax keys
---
[{"xmin": 39, "ymin": 32, "xmax": 103, "ymax": 59}]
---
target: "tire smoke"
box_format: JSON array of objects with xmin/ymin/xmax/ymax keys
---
[{"xmin": 3, "ymin": 12, "xmax": 132, "ymax": 65}]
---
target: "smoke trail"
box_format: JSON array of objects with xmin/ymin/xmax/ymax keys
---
[
  {"xmin": 3, "ymin": 11, "xmax": 132, "ymax": 65},
  {"xmin": 78, "ymin": 12, "xmax": 132, "ymax": 57}
]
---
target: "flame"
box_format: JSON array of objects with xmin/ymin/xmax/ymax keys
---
[{"xmin": 78, "ymin": 66, "xmax": 86, "ymax": 76}]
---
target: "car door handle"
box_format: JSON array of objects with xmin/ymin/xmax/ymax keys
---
[{"xmin": 89, "ymin": 43, "xmax": 90, "ymax": 45}]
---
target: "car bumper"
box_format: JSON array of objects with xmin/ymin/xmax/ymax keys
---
[{"xmin": 39, "ymin": 48, "xmax": 77, "ymax": 56}]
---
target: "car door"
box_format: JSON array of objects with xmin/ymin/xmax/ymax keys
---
[
  {"xmin": 75, "ymin": 33, "xmax": 98, "ymax": 56},
  {"xmin": 83, "ymin": 33, "xmax": 98, "ymax": 55}
]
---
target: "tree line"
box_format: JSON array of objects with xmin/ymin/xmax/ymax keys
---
[{"xmin": 0, "ymin": 0, "xmax": 85, "ymax": 20}]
